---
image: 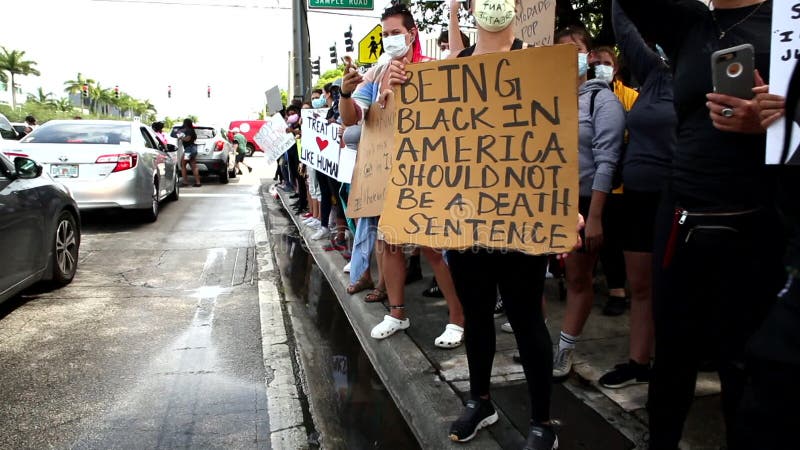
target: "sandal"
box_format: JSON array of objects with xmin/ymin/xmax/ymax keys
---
[
  {"xmin": 370, "ymin": 314, "xmax": 410, "ymax": 339},
  {"xmin": 435, "ymin": 324, "xmax": 464, "ymax": 349},
  {"xmin": 347, "ymin": 278, "xmax": 374, "ymax": 295},
  {"xmin": 364, "ymin": 288, "xmax": 388, "ymax": 303}
]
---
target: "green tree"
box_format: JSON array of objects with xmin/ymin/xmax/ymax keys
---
[
  {"xmin": 63, "ymin": 72, "xmax": 95, "ymax": 111},
  {"xmin": 314, "ymin": 67, "xmax": 344, "ymax": 90},
  {"xmin": 53, "ymin": 97, "xmax": 74, "ymax": 113},
  {"xmin": 0, "ymin": 47, "xmax": 41, "ymax": 109},
  {"xmin": 26, "ymin": 87, "xmax": 56, "ymax": 108}
]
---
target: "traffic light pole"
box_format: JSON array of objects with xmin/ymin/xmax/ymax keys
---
[{"xmin": 291, "ymin": 0, "xmax": 312, "ymax": 102}]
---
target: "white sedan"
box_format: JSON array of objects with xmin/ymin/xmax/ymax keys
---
[{"xmin": 7, "ymin": 120, "xmax": 180, "ymax": 222}]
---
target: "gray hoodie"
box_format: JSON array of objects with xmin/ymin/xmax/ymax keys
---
[{"xmin": 578, "ymin": 79, "xmax": 625, "ymax": 197}]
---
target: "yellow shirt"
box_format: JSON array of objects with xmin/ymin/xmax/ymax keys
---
[{"xmin": 612, "ymin": 79, "xmax": 638, "ymax": 193}]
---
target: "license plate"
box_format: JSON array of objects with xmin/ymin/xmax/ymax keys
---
[{"xmin": 51, "ymin": 164, "xmax": 79, "ymax": 178}]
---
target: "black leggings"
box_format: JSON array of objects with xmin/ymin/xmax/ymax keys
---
[
  {"xmin": 319, "ymin": 173, "xmax": 343, "ymax": 226},
  {"xmin": 599, "ymin": 193, "xmax": 626, "ymax": 290},
  {"xmin": 648, "ymin": 195, "xmax": 785, "ymax": 450},
  {"xmin": 447, "ymin": 249, "xmax": 551, "ymax": 423}
]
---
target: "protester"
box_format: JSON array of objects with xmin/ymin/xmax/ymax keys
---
[
  {"xmin": 597, "ymin": 0, "xmax": 676, "ymax": 390},
  {"xmin": 552, "ymin": 26, "xmax": 625, "ymax": 381},
  {"xmin": 231, "ymin": 127, "xmax": 252, "ymax": 175},
  {"xmin": 618, "ymin": 1, "xmax": 786, "ymax": 449},
  {"xmin": 437, "ymin": 28, "xmax": 469, "ymax": 59},
  {"xmin": 151, "ymin": 121, "xmax": 168, "ymax": 149},
  {"xmin": 285, "ymin": 105, "xmax": 308, "ymax": 215},
  {"xmin": 340, "ymin": 3, "xmax": 466, "ymax": 351},
  {"xmin": 178, "ymin": 118, "xmax": 201, "ymax": 187},
  {"xmin": 23, "ymin": 115, "xmax": 37, "ymax": 135}
]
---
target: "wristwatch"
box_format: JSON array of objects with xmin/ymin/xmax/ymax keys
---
[{"xmin": 340, "ymin": 91, "xmax": 352, "ymax": 99}]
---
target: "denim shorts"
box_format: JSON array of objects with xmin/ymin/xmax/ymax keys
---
[{"xmin": 184, "ymin": 144, "xmax": 198, "ymax": 160}]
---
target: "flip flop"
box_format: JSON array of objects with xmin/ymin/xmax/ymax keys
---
[
  {"xmin": 435, "ymin": 324, "xmax": 464, "ymax": 349},
  {"xmin": 370, "ymin": 315, "xmax": 410, "ymax": 339},
  {"xmin": 347, "ymin": 278, "xmax": 374, "ymax": 295},
  {"xmin": 364, "ymin": 288, "xmax": 387, "ymax": 303}
]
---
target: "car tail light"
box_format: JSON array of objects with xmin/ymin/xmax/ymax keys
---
[
  {"xmin": 214, "ymin": 141, "xmax": 225, "ymax": 152},
  {"xmin": 96, "ymin": 153, "xmax": 138, "ymax": 172},
  {"xmin": 3, "ymin": 152, "xmax": 29, "ymax": 159}
]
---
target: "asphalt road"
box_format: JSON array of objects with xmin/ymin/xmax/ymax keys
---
[{"xmin": 0, "ymin": 156, "xmax": 275, "ymax": 449}]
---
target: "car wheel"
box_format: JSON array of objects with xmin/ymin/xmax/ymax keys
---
[
  {"xmin": 140, "ymin": 180, "xmax": 159, "ymax": 222},
  {"xmin": 168, "ymin": 172, "xmax": 180, "ymax": 201},
  {"xmin": 246, "ymin": 143, "xmax": 255, "ymax": 157},
  {"xmin": 219, "ymin": 167, "xmax": 229, "ymax": 184},
  {"xmin": 52, "ymin": 210, "xmax": 79, "ymax": 284},
  {"xmin": 229, "ymin": 167, "xmax": 237, "ymax": 179}
]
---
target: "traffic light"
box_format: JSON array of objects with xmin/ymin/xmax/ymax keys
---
[
  {"xmin": 114, "ymin": 85, "xmax": 119, "ymax": 99},
  {"xmin": 344, "ymin": 26, "xmax": 354, "ymax": 53},
  {"xmin": 167, "ymin": 85, "xmax": 172, "ymax": 98},
  {"xmin": 329, "ymin": 44, "xmax": 337, "ymax": 65},
  {"xmin": 81, "ymin": 84, "xmax": 88, "ymax": 98},
  {"xmin": 207, "ymin": 85, "xmax": 211, "ymax": 98},
  {"xmin": 311, "ymin": 57, "xmax": 321, "ymax": 76}
]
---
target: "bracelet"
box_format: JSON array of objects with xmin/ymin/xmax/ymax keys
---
[{"xmin": 340, "ymin": 91, "xmax": 352, "ymax": 99}]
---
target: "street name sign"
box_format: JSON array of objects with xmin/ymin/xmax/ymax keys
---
[{"xmin": 308, "ymin": 0, "xmax": 374, "ymax": 10}]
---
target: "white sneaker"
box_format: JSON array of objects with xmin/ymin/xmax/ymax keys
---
[
  {"xmin": 553, "ymin": 347, "xmax": 574, "ymax": 380},
  {"xmin": 500, "ymin": 322, "xmax": 513, "ymax": 333},
  {"xmin": 343, "ymin": 262, "xmax": 351, "ymax": 273},
  {"xmin": 311, "ymin": 227, "xmax": 329, "ymax": 240},
  {"xmin": 304, "ymin": 218, "xmax": 321, "ymax": 228},
  {"xmin": 302, "ymin": 216, "xmax": 316, "ymax": 224},
  {"xmin": 370, "ymin": 315, "xmax": 410, "ymax": 339}
]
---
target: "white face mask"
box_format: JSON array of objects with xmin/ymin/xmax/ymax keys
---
[
  {"xmin": 474, "ymin": 0, "xmax": 516, "ymax": 32},
  {"xmin": 440, "ymin": 49, "xmax": 451, "ymax": 59},
  {"xmin": 578, "ymin": 52, "xmax": 588, "ymax": 77},
  {"xmin": 594, "ymin": 64, "xmax": 614, "ymax": 83},
  {"xmin": 383, "ymin": 33, "xmax": 411, "ymax": 59}
]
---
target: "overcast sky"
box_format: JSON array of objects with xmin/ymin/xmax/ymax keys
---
[{"xmin": 0, "ymin": 0, "xmax": 424, "ymax": 125}]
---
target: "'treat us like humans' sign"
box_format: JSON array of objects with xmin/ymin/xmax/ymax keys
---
[{"xmin": 378, "ymin": 45, "xmax": 579, "ymax": 255}]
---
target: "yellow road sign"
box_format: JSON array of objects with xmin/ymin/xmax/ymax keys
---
[{"xmin": 358, "ymin": 25, "xmax": 383, "ymax": 65}]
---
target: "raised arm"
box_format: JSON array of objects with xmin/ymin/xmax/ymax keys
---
[
  {"xmin": 612, "ymin": 0, "xmax": 662, "ymax": 85},
  {"xmin": 447, "ymin": 0, "xmax": 465, "ymax": 58},
  {"xmin": 616, "ymin": 0, "xmax": 706, "ymax": 59}
]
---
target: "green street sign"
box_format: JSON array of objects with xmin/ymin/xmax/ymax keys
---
[{"xmin": 308, "ymin": 0, "xmax": 373, "ymax": 10}]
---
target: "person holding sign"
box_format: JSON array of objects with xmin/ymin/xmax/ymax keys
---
[
  {"xmin": 618, "ymin": 1, "xmax": 787, "ymax": 449},
  {"xmin": 435, "ymin": 1, "xmax": 582, "ymax": 448},
  {"xmin": 340, "ymin": 4, "xmax": 466, "ymax": 350},
  {"xmin": 551, "ymin": 27, "xmax": 625, "ymax": 381}
]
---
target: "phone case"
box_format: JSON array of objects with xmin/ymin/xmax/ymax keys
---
[{"xmin": 711, "ymin": 44, "xmax": 755, "ymax": 99}]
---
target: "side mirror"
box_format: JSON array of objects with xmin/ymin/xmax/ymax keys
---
[
  {"xmin": 14, "ymin": 157, "xmax": 42, "ymax": 179},
  {"xmin": 167, "ymin": 144, "xmax": 177, "ymax": 152}
]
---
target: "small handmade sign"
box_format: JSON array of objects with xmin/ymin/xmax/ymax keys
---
[{"xmin": 300, "ymin": 109, "xmax": 343, "ymax": 179}]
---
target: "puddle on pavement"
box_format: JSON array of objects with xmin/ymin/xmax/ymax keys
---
[{"xmin": 273, "ymin": 229, "xmax": 420, "ymax": 450}]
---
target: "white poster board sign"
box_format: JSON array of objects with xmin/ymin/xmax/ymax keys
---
[
  {"xmin": 300, "ymin": 109, "xmax": 344, "ymax": 180},
  {"xmin": 253, "ymin": 113, "xmax": 295, "ymax": 163},
  {"xmin": 766, "ymin": 3, "xmax": 800, "ymax": 164},
  {"xmin": 514, "ymin": 0, "xmax": 556, "ymax": 46},
  {"xmin": 265, "ymin": 86, "xmax": 283, "ymax": 114}
]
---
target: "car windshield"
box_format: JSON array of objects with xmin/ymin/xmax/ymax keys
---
[
  {"xmin": 21, "ymin": 123, "xmax": 131, "ymax": 144},
  {"xmin": 170, "ymin": 126, "xmax": 215, "ymax": 139}
]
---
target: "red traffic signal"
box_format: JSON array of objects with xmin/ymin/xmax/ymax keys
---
[
  {"xmin": 114, "ymin": 85, "xmax": 119, "ymax": 99},
  {"xmin": 207, "ymin": 85, "xmax": 211, "ymax": 98},
  {"xmin": 168, "ymin": 85, "xmax": 172, "ymax": 98},
  {"xmin": 81, "ymin": 83, "xmax": 89, "ymax": 97}
]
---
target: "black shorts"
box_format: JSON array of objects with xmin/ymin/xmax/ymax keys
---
[
  {"xmin": 235, "ymin": 153, "xmax": 245, "ymax": 163},
  {"xmin": 577, "ymin": 193, "xmax": 622, "ymax": 254},
  {"xmin": 621, "ymin": 189, "xmax": 660, "ymax": 253}
]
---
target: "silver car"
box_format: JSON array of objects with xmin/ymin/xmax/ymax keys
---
[
  {"xmin": 170, "ymin": 125, "xmax": 236, "ymax": 183},
  {"xmin": 9, "ymin": 120, "xmax": 179, "ymax": 222},
  {"xmin": 0, "ymin": 152, "xmax": 80, "ymax": 303}
]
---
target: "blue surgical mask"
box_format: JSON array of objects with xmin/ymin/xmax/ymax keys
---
[
  {"xmin": 578, "ymin": 53, "xmax": 588, "ymax": 77},
  {"xmin": 595, "ymin": 64, "xmax": 614, "ymax": 83},
  {"xmin": 311, "ymin": 97, "xmax": 326, "ymax": 108}
]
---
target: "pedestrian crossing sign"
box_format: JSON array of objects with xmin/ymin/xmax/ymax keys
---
[{"xmin": 358, "ymin": 25, "xmax": 383, "ymax": 65}]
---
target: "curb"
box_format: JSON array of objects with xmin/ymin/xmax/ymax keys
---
[
  {"xmin": 269, "ymin": 185, "xmax": 501, "ymax": 450},
  {"xmin": 254, "ymin": 201, "xmax": 309, "ymax": 450}
]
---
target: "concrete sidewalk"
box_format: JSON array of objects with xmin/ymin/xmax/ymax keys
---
[{"xmin": 268, "ymin": 184, "xmax": 724, "ymax": 450}]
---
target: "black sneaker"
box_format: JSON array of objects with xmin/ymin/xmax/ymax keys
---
[
  {"xmin": 598, "ymin": 360, "xmax": 650, "ymax": 389},
  {"xmin": 422, "ymin": 279, "xmax": 443, "ymax": 298},
  {"xmin": 602, "ymin": 295, "xmax": 628, "ymax": 316},
  {"xmin": 493, "ymin": 296, "xmax": 505, "ymax": 318},
  {"xmin": 448, "ymin": 399, "xmax": 498, "ymax": 442},
  {"xmin": 524, "ymin": 423, "xmax": 558, "ymax": 450}
]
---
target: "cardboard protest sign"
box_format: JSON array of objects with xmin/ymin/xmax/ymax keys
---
[
  {"xmin": 300, "ymin": 109, "xmax": 343, "ymax": 180},
  {"xmin": 378, "ymin": 45, "xmax": 579, "ymax": 255},
  {"xmin": 346, "ymin": 92, "xmax": 396, "ymax": 219},
  {"xmin": 265, "ymin": 85, "xmax": 283, "ymax": 114},
  {"xmin": 514, "ymin": 0, "xmax": 556, "ymax": 46},
  {"xmin": 766, "ymin": 3, "xmax": 800, "ymax": 165},
  {"xmin": 254, "ymin": 113, "xmax": 296, "ymax": 163}
]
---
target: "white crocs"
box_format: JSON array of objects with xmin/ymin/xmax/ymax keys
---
[
  {"xmin": 370, "ymin": 315, "xmax": 410, "ymax": 339},
  {"xmin": 435, "ymin": 324, "xmax": 464, "ymax": 349}
]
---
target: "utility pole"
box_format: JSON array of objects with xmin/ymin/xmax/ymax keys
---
[{"xmin": 292, "ymin": 0, "xmax": 311, "ymax": 101}]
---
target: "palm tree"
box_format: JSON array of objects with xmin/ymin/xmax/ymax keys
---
[
  {"xmin": 0, "ymin": 46, "xmax": 41, "ymax": 109},
  {"xmin": 95, "ymin": 87, "xmax": 115, "ymax": 116},
  {"xmin": 26, "ymin": 87, "xmax": 55, "ymax": 107},
  {"xmin": 54, "ymin": 97, "xmax": 74, "ymax": 113}
]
